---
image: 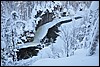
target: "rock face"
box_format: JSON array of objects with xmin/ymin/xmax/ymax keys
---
[
  {"xmin": 16, "ymin": 45, "xmax": 42, "ymax": 60},
  {"xmin": 36, "ymin": 10, "xmax": 54, "ymax": 30},
  {"xmin": 16, "ymin": 15, "xmax": 82, "ymax": 60},
  {"xmin": 41, "ymin": 16, "xmax": 82, "ymax": 46},
  {"xmin": 41, "ymin": 24, "xmax": 60, "ymax": 46}
]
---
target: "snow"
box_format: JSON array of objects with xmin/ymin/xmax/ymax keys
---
[
  {"xmin": 15, "ymin": 56, "xmax": 39, "ymax": 66},
  {"xmin": 38, "ymin": 46, "xmax": 53, "ymax": 59},
  {"xmin": 13, "ymin": 43, "xmax": 99, "ymax": 66},
  {"xmin": 15, "ymin": 20, "xmax": 26, "ymax": 35},
  {"xmin": 1, "ymin": 41, "xmax": 6, "ymax": 49},
  {"xmin": 33, "ymin": 17, "xmax": 66, "ymax": 43},
  {"xmin": 63, "ymin": 8, "xmax": 67, "ymax": 12},
  {"xmin": 21, "ymin": 36, "xmax": 27, "ymax": 41},
  {"xmin": 68, "ymin": 9, "xmax": 75, "ymax": 16},
  {"xmin": 11, "ymin": 11, "xmax": 19, "ymax": 17},
  {"xmin": 24, "ymin": 19, "xmax": 35, "ymax": 31},
  {"xmin": 17, "ymin": 42, "xmax": 40, "ymax": 49},
  {"xmin": 13, "ymin": 49, "xmax": 19, "ymax": 52},
  {"xmin": 35, "ymin": 17, "xmax": 42, "ymax": 24},
  {"xmin": 31, "ymin": 47, "xmax": 99, "ymax": 66},
  {"xmin": 33, "ymin": 16, "xmax": 82, "ymax": 43},
  {"xmin": 31, "ymin": 8, "xmax": 37, "ymax": 18},
  {"xmin": 29, "ymin": 34, "xmax": 34, "ymax": 37},
  {"xmin": 1, "ymin": 1, "xmax": 99, "ymax": 66},
  {"xmin": 89, "ymin": 1, "xmax": 99, "ymax": 11},
  {"xmin": 37, "ymin": 5, "xmax": 43, "ymax": 11},
  {"xmin": 54, "ymin": 1, "xmax": 62, "ymax": 6},
  {"xmin": 87, "ymin": 15, "xmax": 99, "ymax": 52}
]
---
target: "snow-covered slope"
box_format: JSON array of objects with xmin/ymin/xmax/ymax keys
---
[
  {"xmin": 13, "ymin": 41, "xmax": 99, "ymax": 66},
  {"xmin": 31, "ymin": 46, "xmax": 99, "ymax": 66}
]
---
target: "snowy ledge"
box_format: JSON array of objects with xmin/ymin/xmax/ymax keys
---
[
  {"xmin": 17, "ymin": 42, "xmax": 40, "ymax": 49},
  {"xmin": 33, "ymin": 15, "xmax": 83, "ymax": 43}
]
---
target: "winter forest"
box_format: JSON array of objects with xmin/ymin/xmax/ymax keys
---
[{"xmin": 1, "ymin": 1, "xmax": 99, "ymax": 66}]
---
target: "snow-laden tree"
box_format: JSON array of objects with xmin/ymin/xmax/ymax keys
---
[
  {"xmin": 59, "ymin": 26, "xmax": 70, "ymax": 57},
  {"xmin": 86, "ymin": 1, "xmax": 99, "ymax": 56}
]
